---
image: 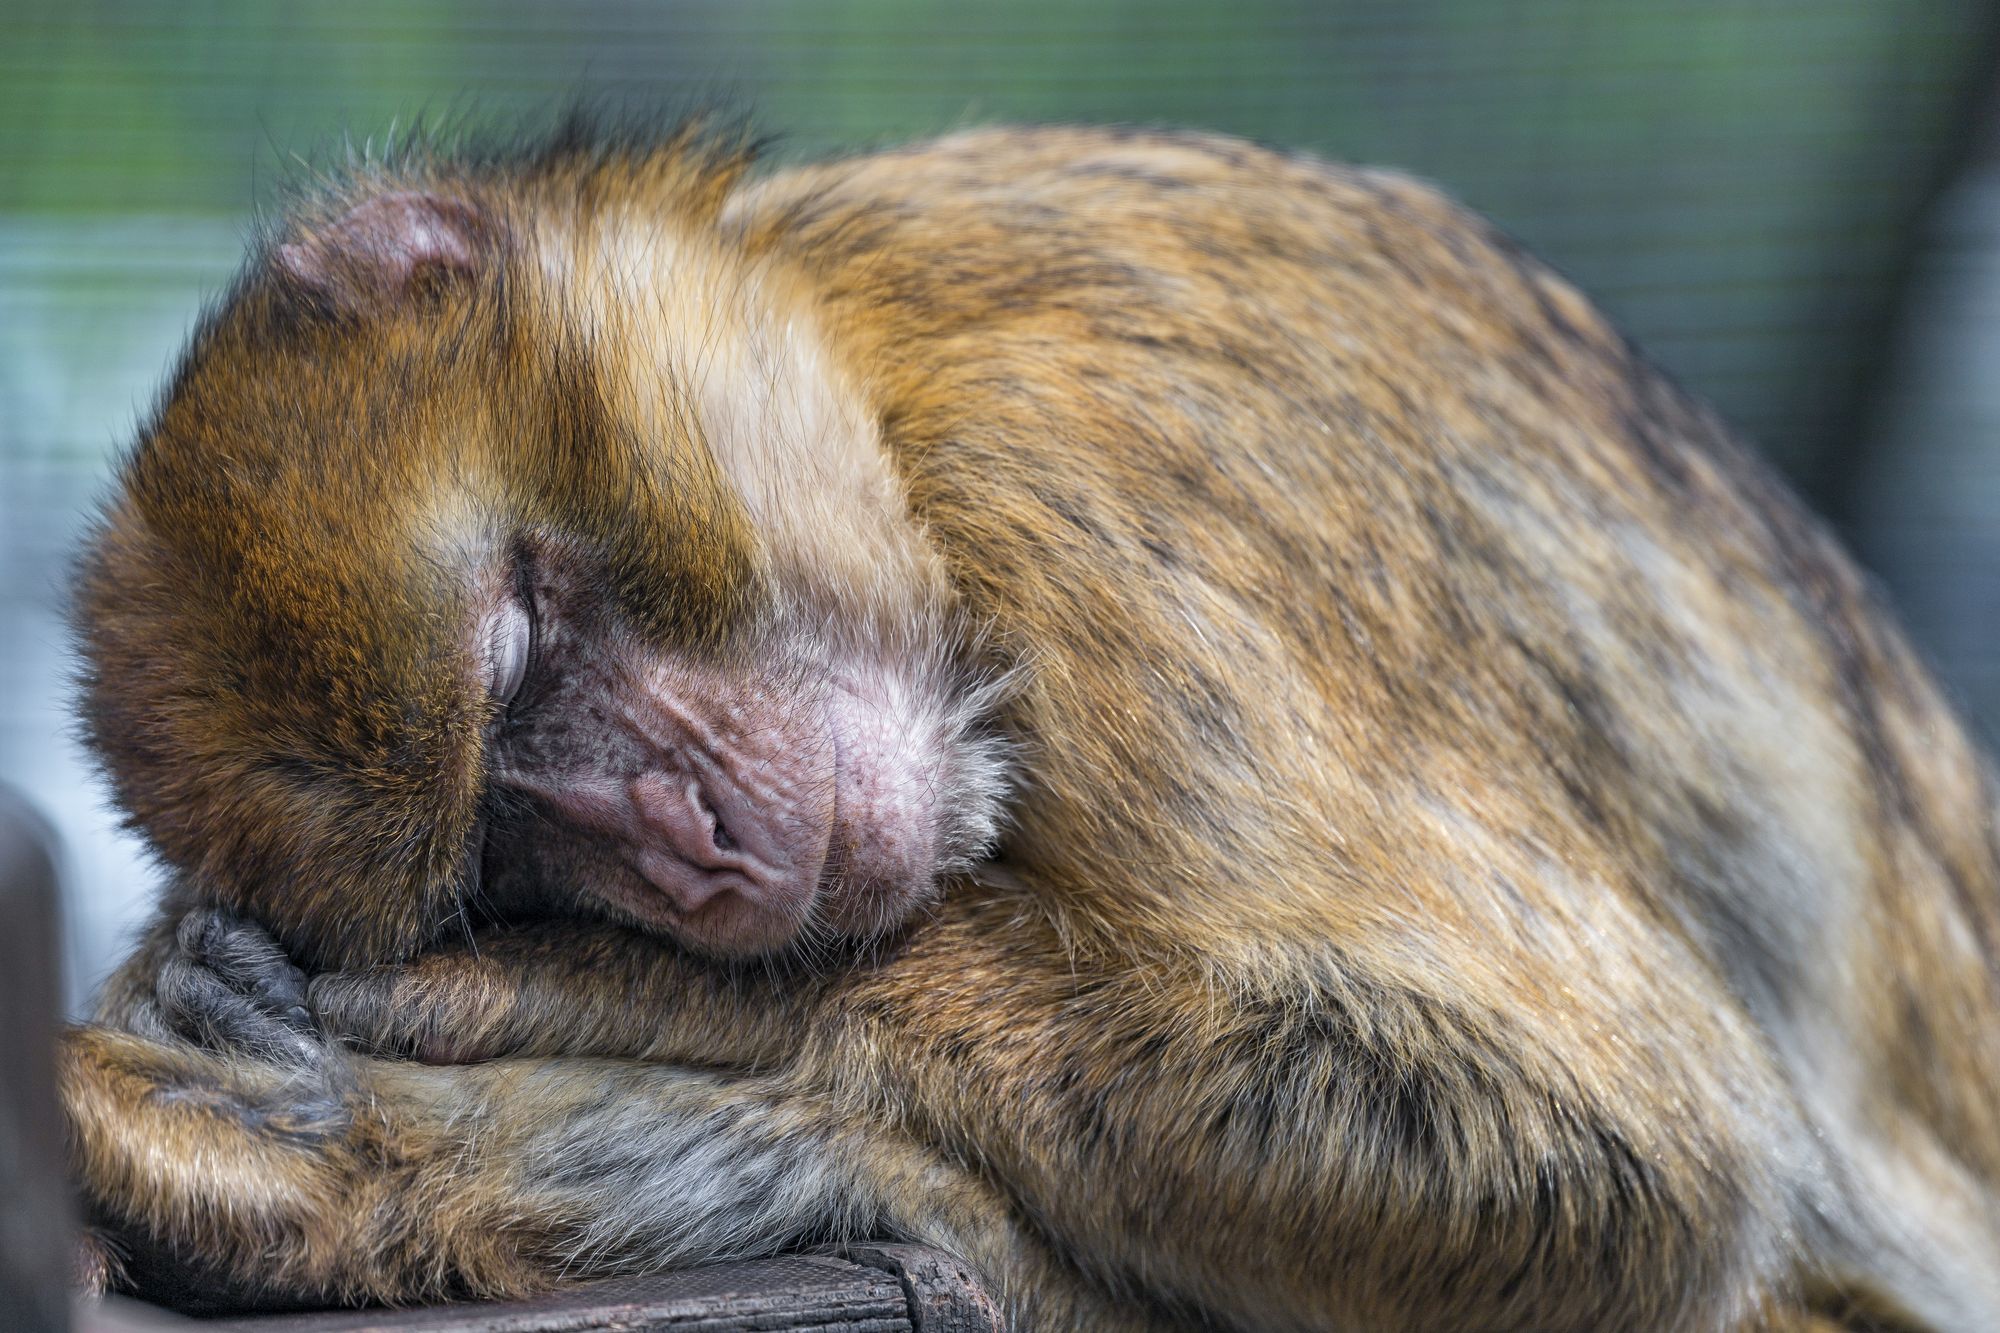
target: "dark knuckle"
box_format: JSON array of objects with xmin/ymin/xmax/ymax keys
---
[{"xmin": 173, "ymin": 911, "xmax": 208, "ymax": 956}]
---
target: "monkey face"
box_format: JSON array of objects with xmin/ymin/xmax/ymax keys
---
[
  {"xmin": 73, "ymin": 140, "xmax": 1012, "ymax": 968},
  {"xmin": 471, "ymin": 539, "xmax": 979, "ymax": 958}
]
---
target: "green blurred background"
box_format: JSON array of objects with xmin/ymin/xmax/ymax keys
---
[{"xmin": 4, "ymin": 0, "xmax": 1998, "ymax": 1003}]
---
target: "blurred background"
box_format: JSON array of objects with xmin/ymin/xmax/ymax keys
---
[{"xmin": 3, "ymin": 0, "xmax": 1997, "ymax": 1009}]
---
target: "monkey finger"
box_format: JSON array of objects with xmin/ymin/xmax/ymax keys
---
[
  {"xmin": 156, "ymin": 955, "xmax": 327, "ymax": 1070},
  {"xmin": 307, "ymin": 970, "xmax": 423, "ymax": 1056},
  {"xmin": 307, "ymin": 969, "xmax": 501, "ymax": 1065},
  {"xmin": 175, "ymin": 907, "xmax": 313, "ymax": 1028}
]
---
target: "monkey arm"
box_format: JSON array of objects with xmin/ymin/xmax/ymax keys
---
[
  {"xmin": 61, "ymin": 1047, "xmax": 1167, "ymax": 1332},
  {"xmin": 63, "ymin": 1031, "xmax": 1165, "ymax": 1331},
  {"xmin": 306, "ymin": 919, "xmax": 827, "ymax": 1070},
  {"xmin": 88, "ymin": 898, "xmax": 1795, "ymax": 1329},
  {"xmin": 304, "ymin": 900, "xmax": 1794, "ymax": 1330}
]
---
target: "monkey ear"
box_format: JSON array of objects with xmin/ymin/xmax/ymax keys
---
[{"xmin": 275, "ymin": 191, "xmax": 491, "ymax": 309}]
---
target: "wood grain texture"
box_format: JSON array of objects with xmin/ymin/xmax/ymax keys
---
[
  {"xmin": 846, "ymin": 1245, "xmax": 1006, "ymax": 1333},
  {"xmin": 194, "ymin": 1249, "xmax": 1000, "ymax": 1332}
]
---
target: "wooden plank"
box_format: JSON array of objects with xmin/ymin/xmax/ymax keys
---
[
  {"xmin": 845, "ymin": 1246, "xmax": 1005, "ymax": 1333},
  {"xmin": 0, "ymin": 787, "xmax": 70, "ymax": 1333},
  {"xmin": 196, "ymin": 1247, "xmax": 1004, "ymax": 1332}
]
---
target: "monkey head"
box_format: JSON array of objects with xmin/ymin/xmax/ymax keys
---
[{"xmin": 72, "ymin": 134, "xmax": 1011, "ymax": 969}]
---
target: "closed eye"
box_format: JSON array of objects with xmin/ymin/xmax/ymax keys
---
[{"xmin": 485, "ymin": 596, "xmax": 533, "ymax": 705}]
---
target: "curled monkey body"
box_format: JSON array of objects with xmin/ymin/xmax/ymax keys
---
[{"xmin": 60, "ymin": 123, "xmax": 2000, "ymax": 1330}]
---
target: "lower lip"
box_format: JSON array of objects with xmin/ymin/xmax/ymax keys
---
[{"xmin": 628, "ymin": 847, "xmax": 756, "ymax": 912}]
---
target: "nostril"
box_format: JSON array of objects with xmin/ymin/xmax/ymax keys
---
[
  {"xmin": 630, "ymin": 774, "xmax": 743, "ymax": 870},
  {"xmin": 699, "ymin": 796, "xmax": 737, "ymax": 853}
]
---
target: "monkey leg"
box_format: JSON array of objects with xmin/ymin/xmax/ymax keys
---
[{"xmin": 63, "ymin": 1030, "xmax": 1173, "ymax": 1329}]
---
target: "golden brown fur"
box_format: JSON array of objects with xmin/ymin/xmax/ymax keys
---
[{"xmin": 61, "ymin": 120, "xmax": 2000, "ymax": 1329}]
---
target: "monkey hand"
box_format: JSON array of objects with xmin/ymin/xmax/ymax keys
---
[
  {"xmin": 150, "ymin": 907, "xmax": 351, "ymax": 1085},
  {"xmin": 308, "ymin": 920, "xmax": 823, "ymax": 1070},
  {"xmin": 62, "ymin": 910, "xmax": 574, "ymax": 1306},
  {"xmin": 61, "ymin": 911, "xmax": 419, "ymax": 1305}
]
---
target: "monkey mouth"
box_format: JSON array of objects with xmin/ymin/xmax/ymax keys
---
[{"xmin": 623, "ymin": 764, "xmax": 832, "ymax": 935}]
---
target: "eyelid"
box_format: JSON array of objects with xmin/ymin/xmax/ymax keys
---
[{"xmin": 486, "ymin": 598, "xmax": 532, "ymax": 704}]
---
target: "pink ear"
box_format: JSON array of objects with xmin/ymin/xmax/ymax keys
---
[{"xmin": 276, "ymin": 191, "xmax": 489, "ymax": 307}]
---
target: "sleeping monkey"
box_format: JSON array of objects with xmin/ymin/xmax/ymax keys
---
[{"xmin": 61, "ymin": 119, "xmax": 2000, "ymax": 1330}]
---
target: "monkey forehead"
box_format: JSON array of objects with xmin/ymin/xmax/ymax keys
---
[
  {"xmin": 513, "ymin": 198, "xmax": 953, "ymax": 639},
  {"xmin": 107, "ymin": 214, "xmax": 771, "ymax": 638}
]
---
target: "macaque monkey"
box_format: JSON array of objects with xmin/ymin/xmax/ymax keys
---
[{"xmin": 58, "ymin": 117, "xmax": 2000, "ymax": 1331}]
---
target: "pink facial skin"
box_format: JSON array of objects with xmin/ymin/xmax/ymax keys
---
[{"xmin": 474, "ymin": 550, "xmax": 975, "ymax": 958}]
